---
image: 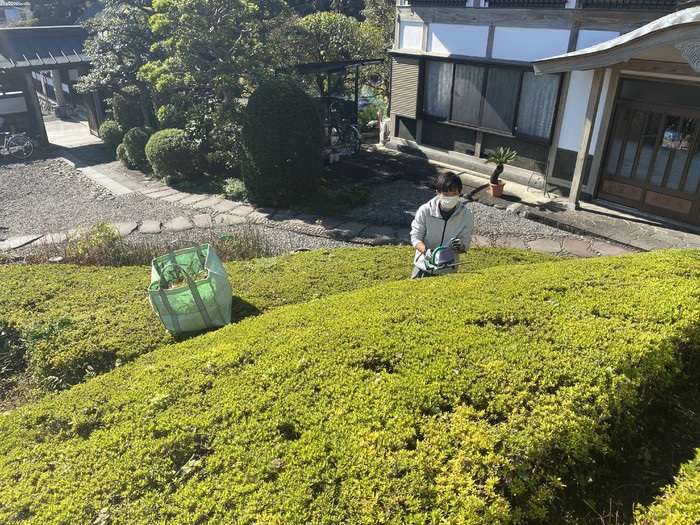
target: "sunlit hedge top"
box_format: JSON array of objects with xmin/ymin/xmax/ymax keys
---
[{"xmin": 0, "ymin": 250, "xmax": 698, "ymax": 523}]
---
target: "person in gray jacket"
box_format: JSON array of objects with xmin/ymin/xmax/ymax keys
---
[{"xmin": 410, "ymin": 172, "xmax": 474, "ymax": 279}]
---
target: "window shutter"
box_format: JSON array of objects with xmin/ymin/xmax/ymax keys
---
[{"xmin": 391, "ymin": 57, "xmax": 420, "ymax": 118}]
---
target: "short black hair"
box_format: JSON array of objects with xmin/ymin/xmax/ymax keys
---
[{"xmin": 435, "ymin": 172, "xmax": 463, "ymax": 194}]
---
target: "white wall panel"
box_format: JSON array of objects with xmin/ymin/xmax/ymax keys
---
[
  {"xmin": 492, "ymin": 27, "xmax": 570, "ymax": 62},
  {"xmin": 558, "ymin": 70, "xmax": 593, "ymax": 151},
  {"xmin": 558, "ymin": 70, "xmax": 612, "ymax": 153},
  {"xmin": 576, "ymin": 29, "xmax": 620, "ymax": 51},
  {"xmin": 399, "ymin": 22, "xmax": 423, "ymax": 50},
  {"xmin": 428, "ymin": 24, "xmax": 489, "ymax": 57}
]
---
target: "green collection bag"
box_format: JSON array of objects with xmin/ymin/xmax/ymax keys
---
[{"xmin": 148, "ymin": 244, "xmax": 233, "ymax": 335}]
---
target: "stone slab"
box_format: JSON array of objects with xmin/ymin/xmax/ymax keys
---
[
  {"xmin": 496, "ymin": 235, "xmax": 528, "ymax": 251},
  {"xmin": 192, "ymin": 214, "xmax": 214, "ymax": 229},
  {"xmin": 0, "ymin": 234, "xmax": 43, "ymax": 251},
  {"xmin": 111, "ymin": 222, "xmax": 138, "ymax": 238},
  {"xmin": 179, "ymin": 194, "xmax": 210, "ymax": 205},
  {"xmin": 395, "ymin": 226, "xmax": 412, "ymax": 244},
  {"xmin": 214, "ymin": 214, "xmax": 247, "ymax": 226},
  {"xmin": 330, "ymin": 221, "xmax": 366, "ymax": 238},
  {"xmin": 591, "ymin": 240, "xmax": 636, "ymax": 256},
  {"xmin": 562, "ymin": 237, "xmax": 596, "ymax": 258},
  {"xmin": 144, "ymin": 188, "xmax": 179, "ymax": 199},
  {"xmin": 162, "ymin": 192, "xmax": 190, "ymax": 203},
  {"xmin": 212, "ymin": 200, "xmax": 240, "ymax": 213},
  {"xmin": 191, "ymin": 197, "xmax": 224, "ymax": 209},
  {"xmin": 229, "ymin": 204, "xmax": 255, "ymax": 217},
  {"xmin": 35, "ymin": 232, "xmax": 68, "ymax": 246},
  {"xmin": 525, "ymin": 237, "xmax": 563, "ymax": 255},
  {"xmin": 163, "ymin": 217, "xmax": 193, "ymax": 232},
  {"xmin": 140, "ymin": 220, "xmax": 162, "ymax": 234},
  {"xmin": 268, "ymin": 209, "xmax": 299, "ymax": 221},
  {"xmin": 471, "ymin": 234, "xmax": 492, "ymax": 247},
  {"xmin": 359, "ymin": 225, "xmax": 395, "ymax": 243}
]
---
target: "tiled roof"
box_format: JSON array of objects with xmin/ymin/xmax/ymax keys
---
[{"xmin": 0, "ymin": 25, "xmax": 90, "ymax": 69}]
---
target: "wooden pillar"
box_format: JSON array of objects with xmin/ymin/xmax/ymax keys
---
[
  {"xmin": 567, "ymin": 68, "xmax": 604, "ymax": 210},
  {"xmin": 23, "ymin": 71, "xmax": 48, "ymax": 146},
  {"xmin": 51, "ymin": 69, "xmax": 66, "ymax": 106}
]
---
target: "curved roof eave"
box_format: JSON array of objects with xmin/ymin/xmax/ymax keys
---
[{"xmin": 532, "ymin": 6, "xmax": 700, "ymax": 74}]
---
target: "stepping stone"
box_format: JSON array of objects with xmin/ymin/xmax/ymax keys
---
[
  {"xmin": 229, "ymin": 204, "xmax": 255, "ymax": 217},
  {"xmin": 214, "ymin": 214, "xmax": 247, "ymax": 226},
  {"xmin": 145, "ymin": 188, "xmax": 179, "ymax": 199},
  {"xmin": 212, "ymin": 200, "xmax": 240, "ymax": 213},
  {"xmin": 591, "ymin": 240, "xmax": 636, "ymax": 256},
  {"xmin": 179, "ymin": 194, "xmax": 209, "ymax": 205},
  {"xmin": 330, "ymin": 221, "xmax": 366, "ymax": 238},
  {"xmin": 0, "ymin": 234, "xmax": 43, "ymax": 251},
  {"xmin": 35, "ymin": 232, "xmax": 68, "ymax": 246},
  {"xmin": 268, "ymin": 209, "xmax": 298, "ymax": 221},
  {"xmin": 192, "ymin": 214, "xmax": 214, "ymax": 229},
  {"xmin": 471, "ymin": 234, "xmax": 492, "ymax": 247},
  {"xmin": 140, "ymin": 220, "xmax": 162, "ymax": 234},
  {"xmin": 526, "ymin": 237, "xmax": 563, "ymax": 255},
  {"xmin": 496, "ymin": 235, "xmax": 528, "ymax": 251},
  {"xmin": 110, "ymin": 222, "xmax": 138, "ymax": 237},
  {"xmin": 163, "ymin": 217, "xmax": 193, "ymax": 232},
  {"xmin": 395, "ymin": 226, "xmax": 412, "ymax": 244},
  {"xmin": 162, "ymin": 192, "xmax": 190, "ymax": 203},
  {"xmin": 360, "ymin": 225, "xmax": 395, "ymax": 243},
  {"xmin": 562, "ymin": 237, "xmax": 596, "ymax": 258},
  {"xmin": 191, "ymin": 197, "xmax": 224, "ymax": 209}
]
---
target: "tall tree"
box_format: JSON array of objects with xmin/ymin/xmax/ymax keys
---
[
  {"xmin": 31, "ymin": 0, "xmax": 91, "ymax": 25},
  {"xmin": 75, "ymin": 0, "xmax": 158, "ymax": 127}
]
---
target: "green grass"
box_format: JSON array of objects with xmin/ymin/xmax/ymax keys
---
[{"xmin": 0, "ymin": 249, "xmax": 699, "ymax": 523}]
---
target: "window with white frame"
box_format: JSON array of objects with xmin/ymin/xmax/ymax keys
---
[{"xmin": 423, "ymin": 60, "xmax": 561, "ymax": 143}]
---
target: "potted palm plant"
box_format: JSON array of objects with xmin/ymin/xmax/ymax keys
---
[{"xmin": 485, "ymin": 146, "xmax": 518, "ymax": 197}]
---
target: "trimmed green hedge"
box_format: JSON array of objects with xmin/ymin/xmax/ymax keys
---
[
  {"xmin": 0, "ymin": 250, "xmax": 698, "ymax": 523},
  {"xmin": 0, "ymin": 246, "xmax": 556, "ymax": 394},
  {"xmin": 636, "ymin": 450, "xmax": 700, "ymax": 524}
]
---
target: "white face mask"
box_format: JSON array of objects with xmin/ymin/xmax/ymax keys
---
[{"xmin": 441, "ymin": 196, "xmax": 460, "ymax": 210}]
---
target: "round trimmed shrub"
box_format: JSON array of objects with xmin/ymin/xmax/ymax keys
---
[
  {"xmin": 242, "ymin": 78, "xmax": 323, "ymax": 206},
  {"xmin": 98, "ymin": 119, "xmax": 123, "ymax": 153},
  {"xmin": 115, "ymin": 143, "xmax": 135, "ymax": 170},
  {"xmin": 123, "ymin": 126, "xmax": 154, "ymax": 172},
  {"xmin": 145, "ymin": 129, "xmax": 200, "ymax": 182}
]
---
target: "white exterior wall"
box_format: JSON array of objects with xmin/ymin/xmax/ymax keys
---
[
  {"xmin": 557, "ymin": 70, "xmax": 612, "ymax": 156},
  {"xmin": 492, "ymin": 27, "xmax": 570, "ymax": 62},
  {"xmin": 428, "ymin": 24, "xmax": 489, "ymax": 56},
  {"xmin": 558, "ymin": 71, "xmax": 593, "ymax": 152},
  {"xmin": 399, "ymin": 22, "xmax": 423, "ymax": 50}
]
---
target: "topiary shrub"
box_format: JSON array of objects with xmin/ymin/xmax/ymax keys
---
[
  {"xmin": 242, "ymin": 78, "xmax": 323, "ymax": 206},
  {"xmin": 123, "ymin": 126, "xmax": 154, "ymax": 172},
  {"xmin": 108, "ymin": 88, "xmax": 142, "ymax": 132},
  {"xmin": 145, "ymin": 128, "xmax": 200, "ymax": 183},
  {"xmin": 97, "ymin": 119, "xmax": 123, "ymax": 153},
  {"xmin": 115, "ymin": 143, "xmax": 135, "ymax": 170}
]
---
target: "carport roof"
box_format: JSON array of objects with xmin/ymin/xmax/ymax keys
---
[
  {"xmin": 533, "ymin": 6, "xmax": 700, "ymax": 74},
  {"xmin": 0, "ymin": 25, "xmax": 90, "ymax": 70}
]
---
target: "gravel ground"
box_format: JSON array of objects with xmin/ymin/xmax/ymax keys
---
[{"xmin": 1, "ymin": 155, "xmax": 580, "ymax": 254}]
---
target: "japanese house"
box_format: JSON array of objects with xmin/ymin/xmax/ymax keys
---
[{"xmin": 388, "ymin": 0, "xmax": 700, "ymax": 226}]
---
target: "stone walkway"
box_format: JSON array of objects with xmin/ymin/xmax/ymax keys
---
[{"xmin": 3, "ymin": 116, "xmax": 700, "ymax": 258}]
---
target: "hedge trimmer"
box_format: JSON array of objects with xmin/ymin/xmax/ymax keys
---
[{"xmin": 424, "ymin": 245, "xmax": 470, "ymax": 271}]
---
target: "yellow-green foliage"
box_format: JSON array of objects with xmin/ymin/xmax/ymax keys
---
[
  {"xmin": 636, "ymin": 450, "xmax": 700, "ymax": 524},
  {"xmin": 0, "ymin": 246, "xmax": 557, "ymax": 391},
  {"xmin": 0, "ymin": 250, "xmax": 698, "ymax": 523}
]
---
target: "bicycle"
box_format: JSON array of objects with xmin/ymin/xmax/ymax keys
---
[
  {"xmin": 0, "ymin": 131, "xmax": 34, "ymax": 159},
  {"xmin": 326, "ymin": 101, "xmax": 361, "ymax": 155}
]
